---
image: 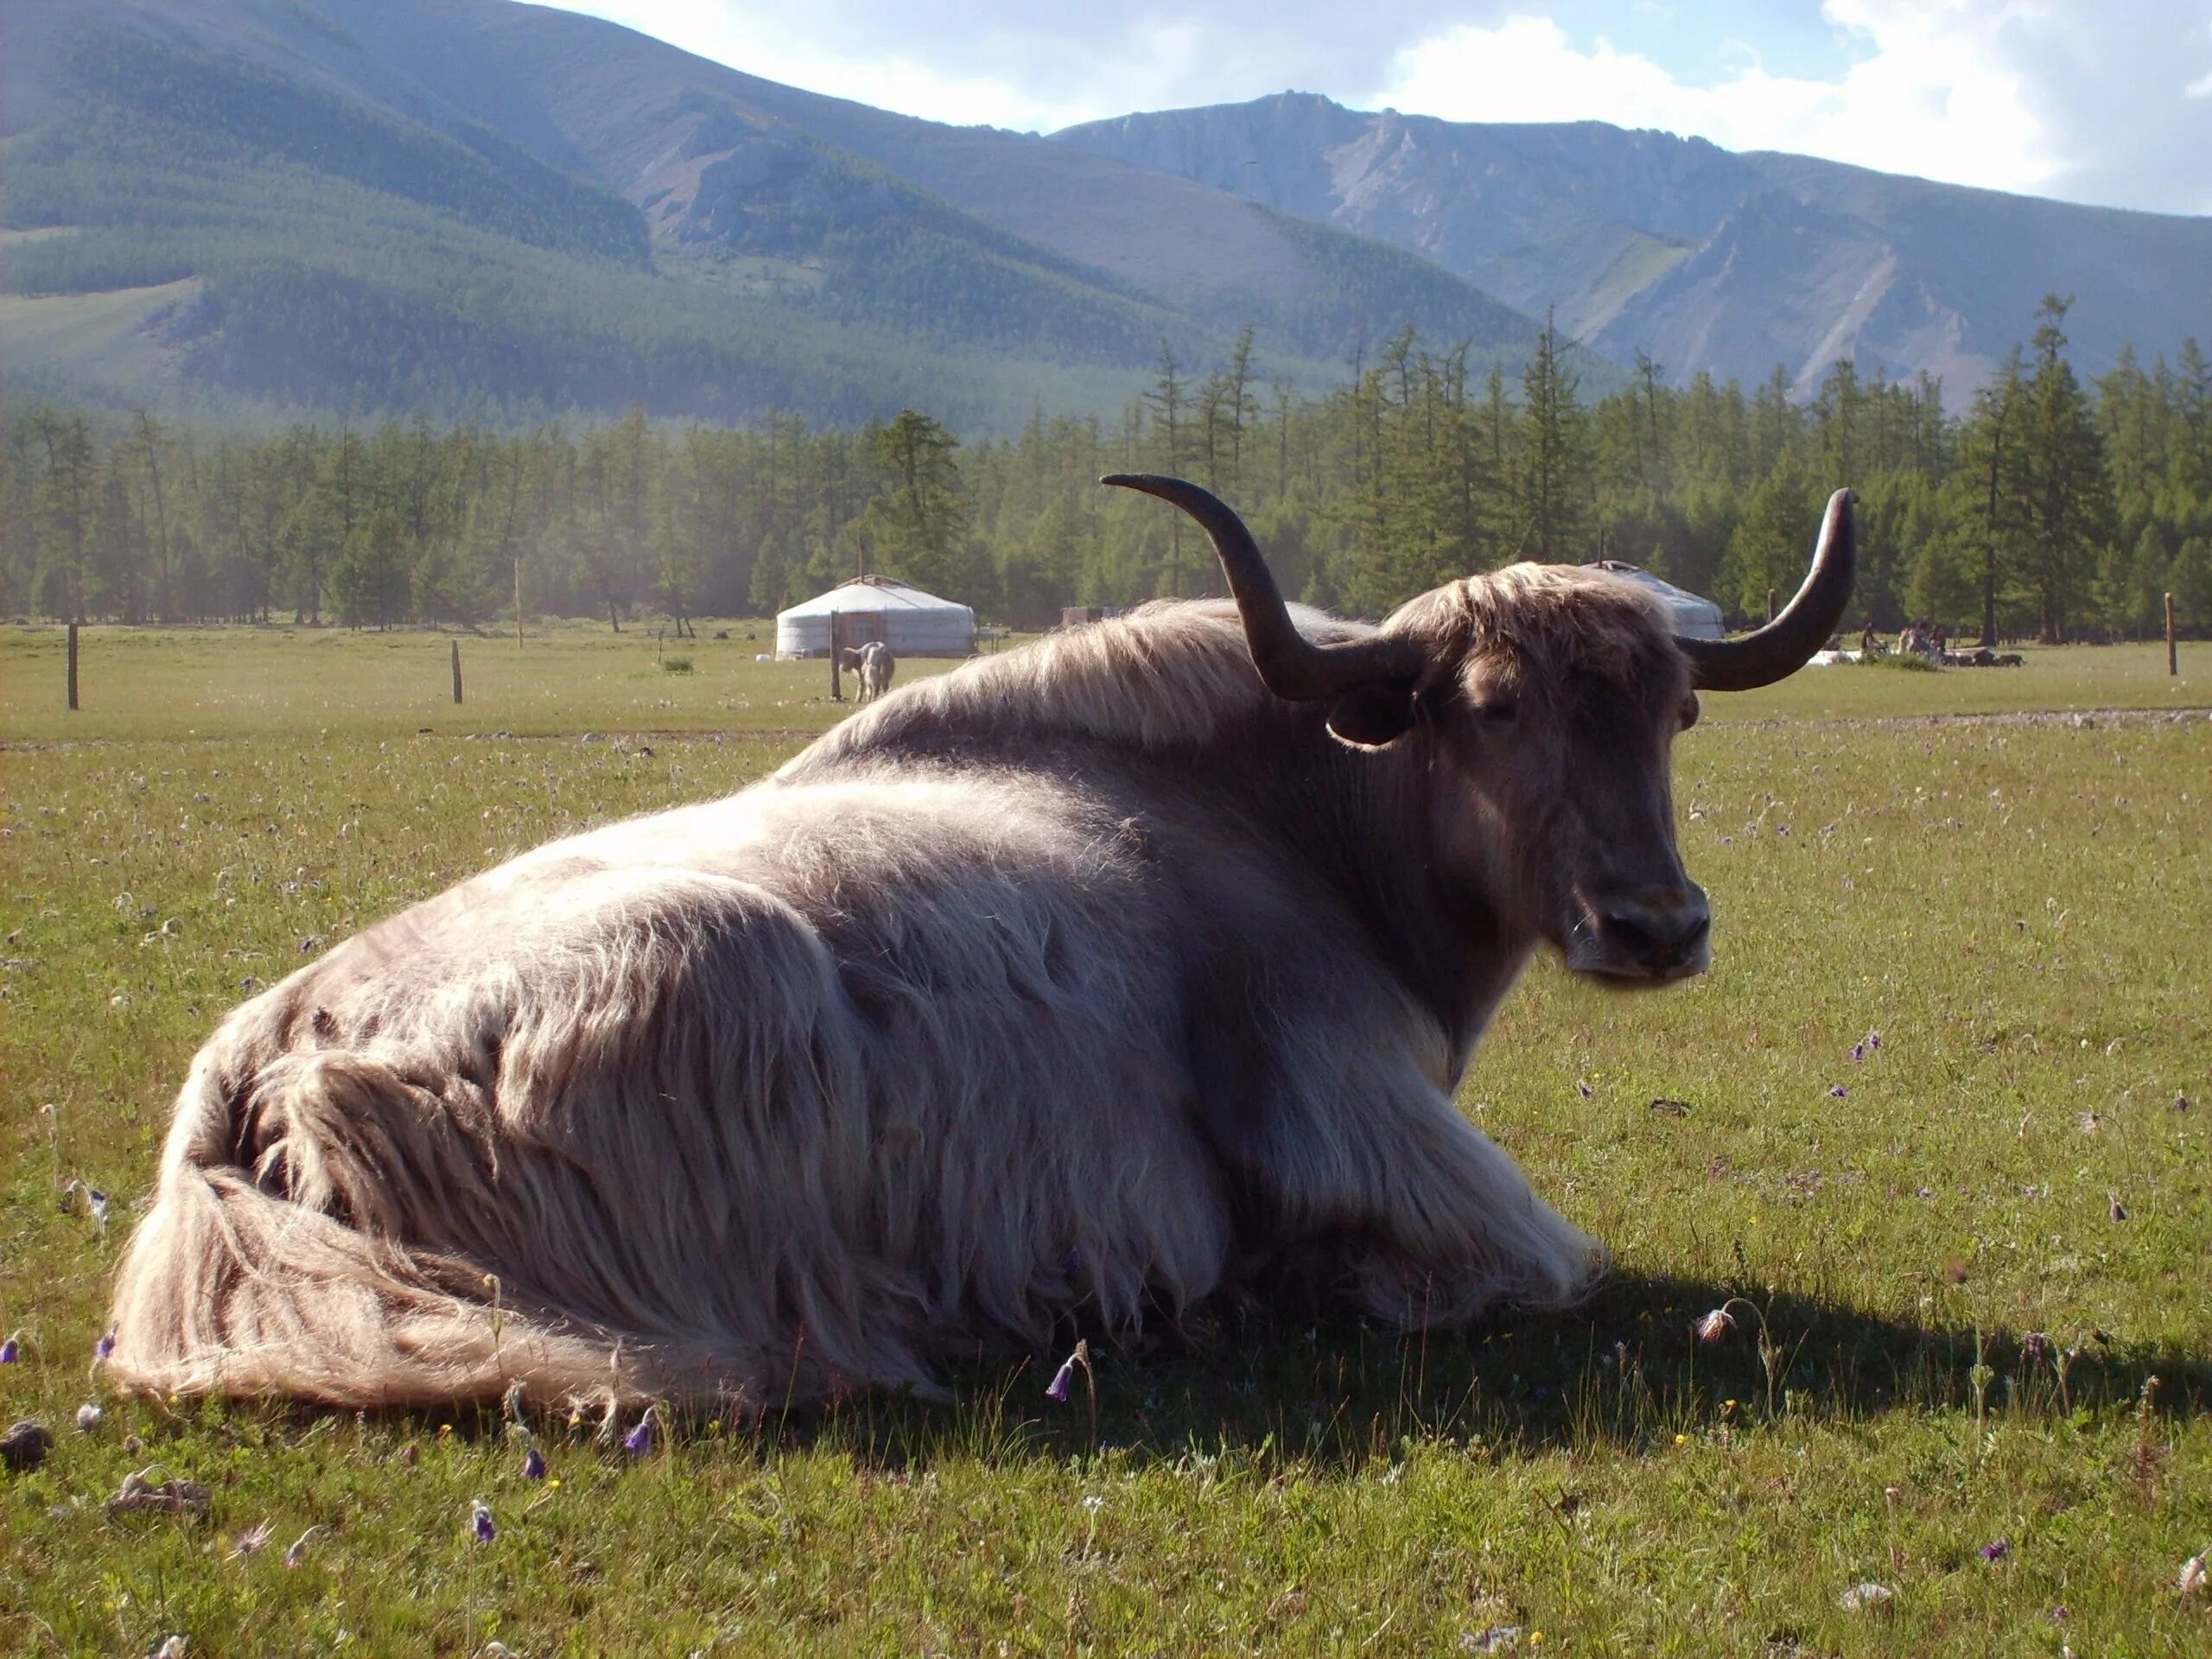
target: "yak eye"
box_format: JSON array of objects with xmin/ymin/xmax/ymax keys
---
[{"xmin": 1475, "ymin": 697, "xmax": 1519, "ymax": 724}]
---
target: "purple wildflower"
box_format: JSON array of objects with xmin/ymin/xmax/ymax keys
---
[
  {"xmin": 1868, "ymin": 1031, "xmax": 1882, "ymax": 1051},
  {"xmin": 2021, "ymin": 1332, "xmax": 2050, "ymax": 1363},
  {"xmin": 1827, "ymin": 1084, "xmax": 1848, "ymax": 1098},
  {"xmin": 2109, "ymin": 1196, "xmax": 2129, "ymax": 1223},
  {"xmin": 1576, "ymin": 1079, "xmax": 1593, "ymax": 1099},
  {"xmin": 1850, "ymin": 1043, "xmax": 1866, "ymax": 1063},
  {"xmin": 470, "ymin": 1500, "xmax": 496, "ymax": 1543},
  {"xmin": 1979, "ymin": 1538, "xmax": 2009, "ymax": 1562},
  {"xmin": 93, "ymin": 1326, "xmax": 117, "ymax": 1363},
  {"xmin": 1695, "ymin": 1308, "xmax": 1735, "ymax": 1343},
  {"xmin": 621, "ymin": 1411, "xmax": 654, "ymax": 1457},
  {"xmin": 87, "ymin": 1189, "xmax": 110, "ymax": 1233},
  {"xmin": 522, "ymin": 1446, "xmax": 547, "ymax": 1480},
  {"xmin": 1045, "ymin": 1339, "xmax": 1089, "ymax": 1402},
  {"xmin": 0, "ymin": 1336, "xmax": 18, "ymax": 1364}
]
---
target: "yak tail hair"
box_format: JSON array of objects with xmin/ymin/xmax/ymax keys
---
[{"xmin": 107, "ymin": 1041, "xmax": 647, "ymax": 1410}]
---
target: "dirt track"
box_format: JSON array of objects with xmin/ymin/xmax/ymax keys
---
[{"xmin": 1712, "ymin": 706, "xmax": 2211, "ymax": 732}]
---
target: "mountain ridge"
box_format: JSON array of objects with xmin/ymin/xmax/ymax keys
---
[
  {"xmin": 0, "ymin": 0, "xmax": 1565, "ymax": 429},
  {"xmin": 1051, "ymin": 90, "xmax": 2212, "ymax": 396},
  {"xmin": 5, "ymin": 2, "xmax": 2206, "ymax": 428}
]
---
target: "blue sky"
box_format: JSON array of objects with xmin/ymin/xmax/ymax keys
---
[{"xmin": 563, "ymin": 2, "xmax": 2212, "ymax": 215}]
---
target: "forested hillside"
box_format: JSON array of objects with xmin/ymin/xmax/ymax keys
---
[
  {"xmin": 9, "ymin": 306, "xmax": 2207, "ymax": 645},
  {"xmin": 12, "ymin": 0, "xmax": 2205, "ymax": 444},
  {"xmin": 0, "ymin": 0, "xmax": 1565, "ymax": 429}
]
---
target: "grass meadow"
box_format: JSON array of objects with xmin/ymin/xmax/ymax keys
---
[{"xmin": 2, "ymin": 624, "xmax": 2208, "ymax": 1656}]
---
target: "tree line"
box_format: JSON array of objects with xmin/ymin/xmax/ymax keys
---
[{"xmin": 7, "ymin": 302, "xmax": 2210, "ymax": 642}]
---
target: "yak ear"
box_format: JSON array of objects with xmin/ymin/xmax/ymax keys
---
[{"xmin": 1325, "ymin": 680, "xmax": 1418, "ymax": 748}]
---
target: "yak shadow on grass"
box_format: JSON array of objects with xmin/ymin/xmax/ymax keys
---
[
  {"xmin": 303, "ymin": 1272, "xmax": 2208, "ymax": 1475},
  {"xmin": 791, "ymin": 1268, "xmax": 2211, "ymax": 1474}
]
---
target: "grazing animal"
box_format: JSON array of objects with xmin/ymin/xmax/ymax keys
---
[
  {"xmin": 855, "ymin": 639, "xmax": 895, "ymax": 703},
  {"xmin": 108, "ymin": 477, "xmax": 1853, "ymax": 1410},
  {"xmin": 838, "ymin": 640, "xmax": 895, "ymax": 704}
]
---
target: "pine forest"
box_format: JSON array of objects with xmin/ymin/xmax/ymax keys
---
[{"xmin": 9, "ymin": 304, "xmax": 2211, "ymax": 645}]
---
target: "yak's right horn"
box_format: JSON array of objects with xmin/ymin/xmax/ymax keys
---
[
  {"xmin": 1679, "ymin": 488, "xmax": 1857, "ymax": 692},
  {"xmin": 1101, "ymin": 474, "xmax": 1425, "ymax": 700}
]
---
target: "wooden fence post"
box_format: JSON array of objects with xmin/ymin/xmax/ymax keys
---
[
  {"xmin": 829, "ymin": 612, "xmax": 845, "ymax": 702},
  {"xmin": 2168, "ymin": 592, "xmax": 2179, "ymax": 677},
  {"xmin": 451, "ymin": 639, "xmax": 463, "ymax": 704},
  {"xmin": 67, "ymin": 622, "xmax": 79, "ymax": 711},
  {"xmin": 1766, "ymin": 587, "xmax": 1777, "ymax": 623}
]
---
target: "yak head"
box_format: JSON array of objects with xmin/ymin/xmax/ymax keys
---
[{"xmin": 1104, "ymin": 474, "xmax": 1853, "ymax": 987}]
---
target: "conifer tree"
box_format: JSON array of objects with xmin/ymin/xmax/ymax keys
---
[
  {"xmin": 1514, "ymin": 308, "xmax": 1587, "ymax": 562},
  {"xmin": 2018, "ymin": 296, "xmax": 2115, "ymax": 642},
  {"xmin": 1955, "ymin": 347, "xmax": 2028, "ymax": 644}
]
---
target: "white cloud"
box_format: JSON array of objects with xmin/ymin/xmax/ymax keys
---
[
  {"xmin": 571, "ymin": 2, "xmax": 1082, "ymax": 130},
  {"xmin": 569, "ymin": 1, "xmax": 1325, "ymax": 133},
  {"xmin": 1373, "ymin": 7, "xmax": 2054, "ymax": 194},
  {"xmin": 1373, "ymin": 2, "xmax": 2212, "ymax": 212}
]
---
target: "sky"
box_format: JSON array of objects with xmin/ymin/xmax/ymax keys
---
[{"xmin": 563, "ymin": 0, "xmax": 2212, "ymax": 215}]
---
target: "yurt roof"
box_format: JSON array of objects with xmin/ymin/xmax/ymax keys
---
[
  {"xmin": 777, "ymin": 575, "xmax": 972, "ymax": 618},
  {"xmin": 1582, "ymin": 561, "xmax": 1726, "ymax": 639}
]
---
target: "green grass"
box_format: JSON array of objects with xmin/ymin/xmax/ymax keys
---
[
  {"xmin": 0, "ymin": 621, "xmax": 981, "ymax": 745},
  {"xmin": 0, "ymin": 279, "xmax": 198, "ymax": 407},
  {"xmin": 7, "ymin": 627, "xmax": 2202, "ymax": 746},
  {"xmin": 3, "ymin": 630, "xmax": 2208, "ymax": 1655}
]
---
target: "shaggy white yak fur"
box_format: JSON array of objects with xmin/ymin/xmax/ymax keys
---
[{"xmin": 110, "ymin": 596, "xmax": 1616, "ymax": 1409}]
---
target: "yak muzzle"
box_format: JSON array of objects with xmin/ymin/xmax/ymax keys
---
[{"xmin": 1569, "ymin": 885, "xmax": 1713, "ymax": 983}]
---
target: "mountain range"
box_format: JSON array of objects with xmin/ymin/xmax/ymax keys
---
[
  {"xmin": 1056, "ymin": 92, "xmax": 2212, "ymax": 398},
  {"xmin": 3, "ymin": 0, "xmax": 2207, "ymax": 429}
]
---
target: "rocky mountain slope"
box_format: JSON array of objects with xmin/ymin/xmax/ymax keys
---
[{"xmin": 1054, "ymin": 92, "xmax": 2212, "ymax": 395}]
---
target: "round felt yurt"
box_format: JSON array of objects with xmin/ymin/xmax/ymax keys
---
[
  {"xmin": 774, "ymin": 575, "xmax": 977, "ymax": 658},
  {"xmin": 1583, "ymin": 561, "xmax": 1726, "ymax": 639}
]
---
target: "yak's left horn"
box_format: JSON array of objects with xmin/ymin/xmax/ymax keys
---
[
  {"xmin": 1678, "ymin": 487, "xmax": 1857, "ymax": 693},
  {"xmin": 1101, "ymin": 474, "xmax": 1425, "ymax": 700}
]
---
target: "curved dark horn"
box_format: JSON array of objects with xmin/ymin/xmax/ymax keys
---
[
  {"xmin": 1679, "ymin": 487, "xmax": 1858, "ymax": 692},
  {"xmin": 1100, "ymin": 474, "xmax": 1425, "ymax": 700}
]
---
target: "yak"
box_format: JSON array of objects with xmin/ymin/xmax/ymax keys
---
[{"xmin": 108, "ymin": 476, "xmax": 1853, "ymax": 1409}]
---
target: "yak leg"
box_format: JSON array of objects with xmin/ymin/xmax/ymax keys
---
[
  {"xmin": 1327, "ymin": 1083, "xmax": 1603, "ymax": 1326},
  {"xmin": 1196, "ymin": 1007, "xmax": 1599, "ymax": 1325}
]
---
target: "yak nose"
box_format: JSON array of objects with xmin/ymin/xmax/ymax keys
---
[{"xmin": 1592, "ymin": 886, "xmax": 1712, "ymax": 977}]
